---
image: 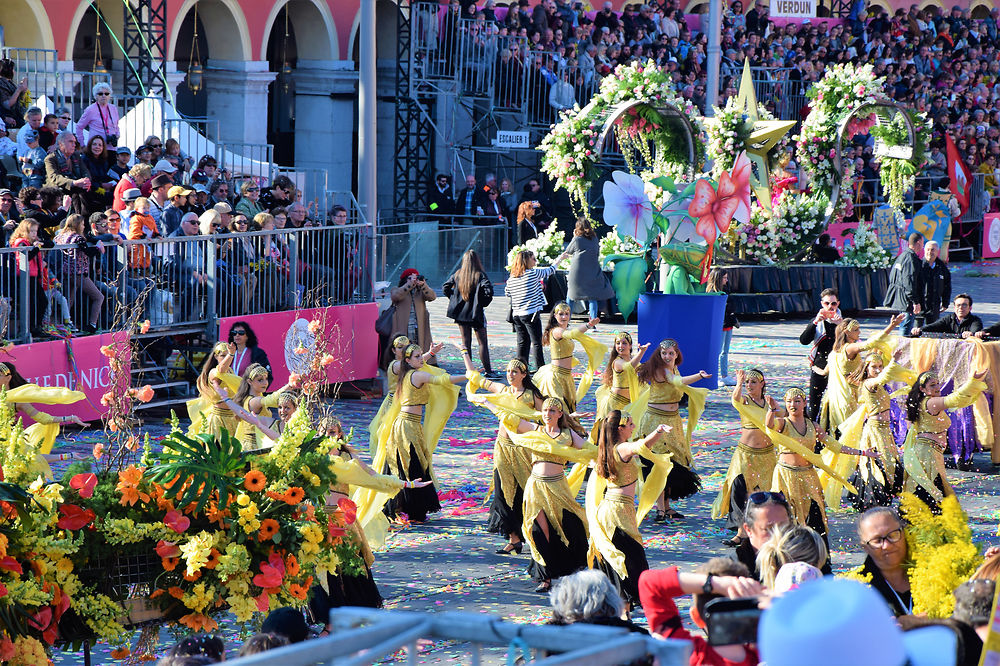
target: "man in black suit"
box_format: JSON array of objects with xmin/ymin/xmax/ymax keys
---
[
  {"xmin": 921, "ymin": 240, "xmax": 950, "ymax": 325},
  {"xmin": 883, "ymin": 232, "xmax": 925, "ymax": 336},
  {"xmin": 911, "ymin": 294, "xmax": 983, "ymax": 338},
  {"xmin": 799, "ymin": 288, "xmax": 842, "ymax": 421},
  {"xmin": 428, "ymin": 174, "xmax": 454, "ymax": 223}
]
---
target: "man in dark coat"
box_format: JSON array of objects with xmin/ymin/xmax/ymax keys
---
[
  {"xmin": 911, "ymin": 293, "xmax": 983, "ymax": 338},
  {"xmin": 43, "ymin": 131, "xmax": 90, "ymax": 194},
  {"xmin": 799, "ymin": 288, "xmax": 842, "ymax": 421},
  {"xmin": 883, "ymin": 232, "xmax": 924, "ymax": 336},
  {"xmin": 921, "ymin": 240, "xmax": 950, "ymax": 325},
  {"xmin": 428, "ymin": 174, "xmax": 455, "ymax": 224}
]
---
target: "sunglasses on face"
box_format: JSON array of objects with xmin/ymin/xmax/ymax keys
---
[
  {"xmin": 822, "ymin": 300, "xmax": 838, "ymax": 306},
  {"xmin": 60, "ymin": 116, "xmax": 72, "ymax": 121},
  {"xmin": 232, "ymin": 329, "xmax": 247, "ymax": 336},
  {"xmin": 748, "ymin": 491, "xmax": 787, "ymax": 506},
  {"xmin": 96, "ymin": 92, "xmax": 111, "ymax": 96}
]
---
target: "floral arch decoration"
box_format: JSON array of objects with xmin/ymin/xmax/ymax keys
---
[{"xmin": 539, "ymin": 60, "xmax": 706, "ymax": 216}]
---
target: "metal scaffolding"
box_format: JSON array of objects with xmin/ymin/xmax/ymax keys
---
[{"xmin": 121, "ymin": 0, "xmax": 168, "ymax": 97}]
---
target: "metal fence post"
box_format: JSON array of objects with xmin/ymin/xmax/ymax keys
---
[
  {"xmin": 205, "ymin": 239, "xmax": 217, "ymax": 335},
  {"xmin": 288, "ymin": 232, "xmax": 300, "ymax": 308},
  {"xmin": 17, "ymin": 249, "xmax": 29, "ymax": 342}
]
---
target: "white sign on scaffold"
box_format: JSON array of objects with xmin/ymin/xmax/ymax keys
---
[
  {"xmin": 771, "ymin": 0, "xmax": 816, "ymax": 18},
  {"xmin": 493, "ymin": 131, "xmax": 531, "ymax": 149}
]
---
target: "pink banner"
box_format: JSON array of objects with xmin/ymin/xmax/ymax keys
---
[
  {"xmin": 218, "ymin": 304, "xmax": 379, "ymax": 389},
  {"xmin": 6, "ymin": 333, "xmax": 116, "ymax": 422},
  {"xmin": 984, "ymin": 213, "xmax": 1000, "ymax": 259}
]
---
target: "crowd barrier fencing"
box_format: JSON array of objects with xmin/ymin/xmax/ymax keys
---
[
  {"xmin": 222, "ymin": 607, "xmax": 691, "ymax": 666},
  {"xmin": 0, "ymin": 224, "xmax": 375, "ymax": 345}
]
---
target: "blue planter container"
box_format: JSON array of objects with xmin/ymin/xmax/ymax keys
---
[{"xmin": 637, "ymin": 292, "xmax": 727, "ymax": 390}]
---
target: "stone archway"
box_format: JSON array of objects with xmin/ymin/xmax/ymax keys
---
[{"xmin": 1, "ymin": 0, "xmax": 55, "ymax": 51}]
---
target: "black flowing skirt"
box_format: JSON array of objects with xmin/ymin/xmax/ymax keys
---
[
  {"xmin": 527, "ymin": 509, "xmax": 589, "ymax": 582},
  {"xmin": 641, "ymin": 456, "xmax": 702, "ymax": 500},
  {"xmin": 486, "ymin": 467, "xmax": 524, "ymax": 539},
  {"xmin": 384, "ymin": 446, "xmax": 440, "ymax": 522},
  {"xmin": 308, "ymin": 566, "xmax": 383, "ymax": 625},
  {"xmin": 596, "ymin": 527, "xmax": 649, "ymax": 608},
  {"xmin": 849, "ymin": 460, "xmax": 904, "ymax": 513},
  {"xmin": 726, "ymin": 474, "xmax": 750, "ymax": 532}
]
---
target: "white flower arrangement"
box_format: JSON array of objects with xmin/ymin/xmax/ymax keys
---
[
  {"xmin": 836, "ymin": 221, "xmax": 891, "ymax": 271},
  {"xmin": 506, "ymin": 227, "xmax": 570, "ymax": 271},
  {"xmin": 736, "ymin": 190, "xmax": 831, "ymax": 266},
  {"xmin": 598, "ymin": 231, "xmax": 643, "ymax": 268}
]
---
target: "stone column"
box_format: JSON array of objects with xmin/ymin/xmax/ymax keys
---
[
  {"xmin": 291, "ymin": 60, "xmax": 358, "ymax": 197},
  {"xmin": 202, "ymin": 59, "xmax": 276, "ymax": 145}
]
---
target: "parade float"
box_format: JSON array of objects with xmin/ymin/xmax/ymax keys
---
[
  {"xmin": 538, "ymin": 60, "xmax": 930, "ymax": 321},
  {"xmin": 0, "ymin": 313, "xmax": 361, "ymax": 664}
]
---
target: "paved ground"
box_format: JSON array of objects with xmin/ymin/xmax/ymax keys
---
[{"xmin": 50, "ymin": 261, "xmax": 1000, "ymax": 664}]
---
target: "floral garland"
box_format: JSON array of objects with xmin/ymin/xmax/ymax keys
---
[
  {"xmin": 796, "ymin": 63, "xmax": 926, "ymax": 220},
  {"xmin": 598, "ymin": 231, "xmax": 643, "ymax": 268},
  {"xmin": 735, "ymin": 189, "xmax": 830, "ymax": 266},
  {"xmin": 506, "ymin": 227, "xmax": 570, "ymax": 270},
  {"xmin": 539, "ymin": 60, "xmax": 705, "ymax": 213},
  {"xmin": 836, "ymin": 221, "xmax": 890, "ymax": 272}
]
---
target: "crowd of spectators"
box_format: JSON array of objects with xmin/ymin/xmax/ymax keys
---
[
  {"xmin": 0, "ymin": 75, "xmax": 366, "ymax": 340},
  {"xmin": 428, "ymin": 0, "xmax": 1000, "ymax": 219}
]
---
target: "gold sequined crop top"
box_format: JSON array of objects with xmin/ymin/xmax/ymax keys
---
[
  {"xmin": 550, "ymin": 335, "xmax": 575, "ymax": 360},
  {"xmin": 532, "ymin": 428, "xmax": 572, "ymax": 464},
  {"xmin": 607, "ymin": 447, "xmax": 640, "ymax": 489},
  {"xmin": 612, "ymin": 368, "xmax": 629, "ymax": 390},
  {"xmin": 649, "ymin": 377, "xmax": 683, "ymax": 404},
  {"xmin": 740, "ymin": 397, "xmax": 766, "ymax": 430},
  {"xmin": 917, "ymin": 397, "xmax": 951, "ymax": 434},
  {"xmin": 398, "ymin": 371, "xmax": 429, "ymax": 407},
  {"xmin": 387, "ymin": 363, "xmax": 399, "ymax": 396},
  {"xmin": 778, "ymin": 418, "xmax": 816, "ymax": 456},
  {"xmin": 861, "ymin": 384, "xmax": 891, "ymax": 414}
]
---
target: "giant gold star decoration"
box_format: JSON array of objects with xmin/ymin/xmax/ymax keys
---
[{"xmin": 728, "ymin": 60, "xmax": 796, "ymax": 212}]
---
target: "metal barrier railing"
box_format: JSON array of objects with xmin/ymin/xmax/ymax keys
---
[
  {"xmin": 222, "ymin": 608, "xmax": 692, "ymax": 665},
  {"xmin": 840, "ymin": 172, "xmax": 987, "ymax": 223},
  {"xmin": 0, "ymin": 225, "xmax": 375, "ymax": 344},
  {"xmin": 325, "ymin": 190, "xmax": 369, "ymax": 226},
  {"xmin": 376, "ymin": 218, "xmax": 509, "ymax": 289},
  {"xmin": 220, "ymin": 142, "xmax": 276, "ymax": 180},
  {"xmin": 0, "ymin": 47, "xmax": 59, "ymax": 108},
  {"xmin": 278, "ymin": 168, "xmax": 330, "ymax": 222},
  {"xmin": 164, "ymin": 117, "xmax": 221, "ymax": 178}
]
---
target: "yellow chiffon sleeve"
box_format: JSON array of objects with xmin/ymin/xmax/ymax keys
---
[
  {"xmin": 942, "ymin": 378, "xmax": 987, "ymax": 410},
  {"xmin": 669, "ymin": 375, "xmax": 707, "ymax": 442},
  {"xmin": 760, "ymin": 422, "xmax": 857, "ymax": 494},
  {"xmin": 634, "ymin": 446, "xmax": 673, "ymax": 523},
  {"xmin": 5, "ymin": 385, "xmax": 87, "ymax": 405},
  {"xmin": 465, "ymin": 371, "xmax": 542, "ymax": 422},
  {"xmin": 563, "ymin": 329, "xmax": 609, "ymax": 405},
  {"xmin": 424, "ymin": 368, "xmax": 460, "ymax": 458},
  {"xmin": 820, "ymin": 402, "xmax": 867, "ymax": 511}
]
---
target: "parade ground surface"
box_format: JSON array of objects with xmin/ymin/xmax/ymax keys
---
[{"xmin": 49, "ymin": 263, "xmax": 1000, "ymax": 664}]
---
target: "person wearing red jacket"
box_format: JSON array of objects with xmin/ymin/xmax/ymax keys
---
[
  {"xmin": 638, "ymin": 560, "xmax": 763, "ymax": 666},
  {"xmin": 112, "ymin": 163, "xmax": 151, "ymax": 212}
]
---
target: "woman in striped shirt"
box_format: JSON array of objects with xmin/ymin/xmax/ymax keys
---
[{"xmin": 505, "ymin": 248, "xmax": 570, "ymax": 370}]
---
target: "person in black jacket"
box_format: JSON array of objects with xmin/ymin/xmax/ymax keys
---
[
  {"xmin": 227, "ymin": 320, "xmax": 273, "ymax": 384},
  {"xmin": 911, "ymin": 294, "xmax": 983, "ymax": 338},
  {"xmin": 443, "ymin": 249, "xmax": 496, "ymax": 377},
  {"xmin": 921, "ymin": 241, "xmax": 950, "ymax": 325},
  {"xmin": 976, "ymin": 321, "xmax": 1000, "ymax": 339},
  {"xmin": 428, "ymin": 174, "xmax": 454, "ymax": 224},
  {"xmin": 883, "ymin": 233, "xmax": 925, "ymax": 336},
  {"xmin": 799, "ymin": 288, "xmax": 842, "ymax": 421}
]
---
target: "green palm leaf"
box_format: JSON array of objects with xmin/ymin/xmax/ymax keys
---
[
  {"xmin": 602, "ymin": 254, "xmax": 650, "ymax": 319},
  {"xmin": 146, "ymin": 430, "xmax": 244, "ymax": 514}
]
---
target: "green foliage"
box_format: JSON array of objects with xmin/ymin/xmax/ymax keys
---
[
  {"xmin": 146, "ymin": 430, "xmax": 244, "ymax": 515},
  {"xmin": 602, "ymin": 253, "xmax": 649, "ymax": 318}
]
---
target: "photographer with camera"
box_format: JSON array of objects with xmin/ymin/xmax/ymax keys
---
[
  {"xmin": 639, "ymin": 558, "xmax": 764, "ymax": 666},
  {"xmin": 389, "ymin": 268, "xmax": 438, "ymax": 362}
]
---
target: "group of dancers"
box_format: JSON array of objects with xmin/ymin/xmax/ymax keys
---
[
  {"xmin": 6, "ymin": 295, "xmax": 988, "ymax": 621},
  {"xmin": 362, "ymin": 302, "xmax": 990, "ymax": 608}
]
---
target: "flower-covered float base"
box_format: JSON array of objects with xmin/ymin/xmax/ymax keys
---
[{"xmin": 0, "ymin": 395, "xmax": 361, "ymax": 661}]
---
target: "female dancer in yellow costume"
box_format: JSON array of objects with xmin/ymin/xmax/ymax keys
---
[
  {"xmin": 374, "ymin": 343, "xmax": 466, "ymax": 523},
  {"xmin": 595, "ymin": 331, "xmax": 650, "ymax": 427},
  {"xmin": 534, "ymin": 302, "xmax": 606, "ymax": 413},
  {"xmin": 818, "ymin": 314, "xmax": 902, "ymax": 436},
  {"xmin": 472, "ymin": 394, "xmax": 592, "ymax": 594},
  {"xmin": 463, "ymin": 352, "xmax": 545, "ymax": 555},
  {"xmin": 713, "ymin": 368, "xmax": 779, "ymax": 547},
  {"xmin": 903, "ymin": 369, "xmax": 988, "ymax": 512},
  {"xmin": 636, "ymin": 339, "xmax": 709, "ymax": 521},
  {"xmin": 765, "ymin": 387, "xmax": 875, "ymax": 549},
  {"xmin": 188, "ymin": 342, "xmax": 242, "ymax": 440},
  {"xmin": 824, "ymin": 349, "xmax": 914, "ymax": 512},
  {"xmin": 588, "ymin": 410, "xmax": 671, "ymax": 609},
  {"xmin": 229, "ymin": 363, "xmax": 291, "ymax": 451},
  {"xmin": 308, "ymin": 416, "xmax": 431, "ymax": 630},
  {"xmin": 368, "ymin": 336, "xmax": 443, "ymax": 455},
  {"xmin": 0, "ymin": 362, "xmax": 88, "ymax": 477}
]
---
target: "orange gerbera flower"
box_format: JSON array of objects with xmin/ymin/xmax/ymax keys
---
[
  {"xmin": 204, "ymin": 548, "xmax": 221, "ymax": 570},
  {"xmin": 285, "ymin": 554, "xmax": 300, "ymax": 578},
  {"xmin": 110, "ymin": 647, "xmax": 131, "ymax": 660},
  {"xmin": 258, "ymin": 519, "xmax": 280, "ymax": 542},
  {"xmin": 178, "ymin": 613, "xmax": 218, "ymax": 633},
  {"xmin": 288, "ymin": 583, "xmax": 308, "ymax": 600},
  {"xmin": 284, "ymin": 487, "xmax": 305, "ymax": 505},
  {"xmin": 183, "ymin": 569, "xmax": 201, "ymax": 582},
  {"xmin": 162, "ymin": 557, "xmax": 179, "ymax": 572},
  {"xmin": 167, "ymin": 586, "xmax": 185, "ymax": 600},
  {"xmin": 244, "ymin": 470, "xmax": 267, "ymax": 492}
]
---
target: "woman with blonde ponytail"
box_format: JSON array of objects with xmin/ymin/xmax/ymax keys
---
[{"xmin": 755, "ymin": 523, "xmax": 828, "ymax": 589}]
